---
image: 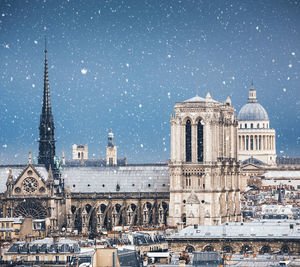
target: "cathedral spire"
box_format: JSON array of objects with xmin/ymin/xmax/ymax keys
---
[
  {"xmin": 38, "ymin": 38, "xmax": 56, "ymax": 170},
  {"xmin": 43, "ymin": 37, "xmax": 51, "ymax": 115}
]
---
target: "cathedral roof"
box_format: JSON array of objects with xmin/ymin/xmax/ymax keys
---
[
  {"xmin": 63, "ymin": 164, "xmax": 169, "ymax": 193},
  {"xmin": 184, "ymin": 92, "xmax": 218, "ymax": 103}
]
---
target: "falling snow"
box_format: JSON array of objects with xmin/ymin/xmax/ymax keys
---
[
  {"xmin": 0, "ymin": 0, "xmax": 299, "ymax": 164},
  {"xmin": 81, "ymin": 68, "xmax": 87, "ymax": 75}
]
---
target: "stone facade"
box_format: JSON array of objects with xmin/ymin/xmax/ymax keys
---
[
  {"xmin": 106, "ymin": 130, "xmax": 117, "ymax": 166},
  {"xmin": 168, "ymin": 93, "xmax": 242, "ymax": 227},
  {"xmin": 65, "ymin": 191, "xmax": 169, "ymax": 233},
  {"xmin": 2, "ymin": 164, "xmax": 64, "ymax": 232},
  {"xmin": 168, "ymin": 238, "xmax": 299, "ymax": 255},
  {"xmin": 72, "ymin": 144, "xmax": 88, "ymax": 160},
  {"xmin": 237, "ymin": 85, "xmax": 277, "ymax": 166}
]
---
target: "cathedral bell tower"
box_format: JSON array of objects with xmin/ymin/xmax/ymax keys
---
[
  {"xmin": 168, "ymin": 92, "xmax": 242, "ymax": 227},
  {"xmin": 38, "ymin": 39, "xmax": 56, "ymax": 171}
]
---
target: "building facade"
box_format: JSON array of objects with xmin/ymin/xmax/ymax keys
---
[
  {"xmin": 167, "ymin": 220, "xmax": 300, "ymax": 255},
  {"xmin": 168, "ymin": 93, "xmax": 242, "ymax": 227},
  {"xmin": 237, "ymin": 84, "xmax": 277, "ymax": 166}
]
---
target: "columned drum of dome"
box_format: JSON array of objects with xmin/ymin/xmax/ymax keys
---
[
  {"xmin": 168, "ymin": 92, "xmax": 242, "ymax": 227},
  {"xmin": 237, "ymin": 84, "xmax": 277, "ymax": 166}
]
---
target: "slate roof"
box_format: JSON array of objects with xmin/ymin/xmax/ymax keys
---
[
  {"xmin": 6, "ymin": 238, "xmax": 80, "ymax": 254},
  {"xmin": 64, "ymin": 158, "xmax": 126, "ymax": 167},
  {"xmin": 168, "ymin": 220, "xmax": 300, "ymax": 240},
  {"xmin": 0, "ymin": 165, "xmax": 48, "ymax": 193},
  {"xmin": 63, "ymin": 164, "xmax": 170, "ymax": 193}
]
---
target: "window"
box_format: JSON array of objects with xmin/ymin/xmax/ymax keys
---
[
  {"xmin": 197, "ymin": 120, "xmax": 203, "ymax": 162},
  {"xmin": 78, "ymin": 152, "xmax": 80, "ymax": 159},
  {"xmin": 185, "ymin": 174, "xmax": 191, "ymax": 187},
  {"xmin": 36, "ymin": 256, "xmax": 39, "ymax": 262},
  {"xmin": 56, "ymin": 256, "xmax": 59, "ymax": 262},
  {"xmin": 109, "ymin": 158, "xmax": 113, "ymax": 166},
  {"xmin": 251, "ymin": 123, "xmax": 253, "ymax": 129},
  {"xmin": 185, "ymin": 120, "xmax": 191, "ymax": 162},
  {"xmin": 257, "ymin": 123, "xmax": 259, "ymax": 128},
  {"xmin": 250, "ymin": 138, "xmax": 253, "ymax": 150},
  {"xmin": 245, "ymin": 124, "xmax": 247, "ymax": 129}
]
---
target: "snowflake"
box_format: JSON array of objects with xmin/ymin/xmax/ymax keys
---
[
  {"xmin": 140, "ymin": 144, "xmax": 143, "ymax": 148},
  {"xmin": 167, "ymin": 54, "xmax": 171, "ymax": 58},
  {"xmin": 288, "ymin": 64, "xmax": 292, "ymax": 68},
  {"xmin": 81, "ymin": 68, "xmax": 87, "ymax": 74},
  {"xmin": 138, "ymin": 104, "xmax": 142, "ymax": 108},
  {"xmin": 34, "ymin": 40, "xmax": 38, "ymax": 44}
]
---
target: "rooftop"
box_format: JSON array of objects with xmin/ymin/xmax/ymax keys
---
[{"xmin": 168, "ymin": 220, "xmax": 300, "ymax": 240}]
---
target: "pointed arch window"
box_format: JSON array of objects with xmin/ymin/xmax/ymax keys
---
[
  {"xmin": 197, "ymin": 119, "xmax": 204, "ymax": 162},
  {"xmin": 185, "ymin": 120, "xmax": 192, "ymax": 162}
]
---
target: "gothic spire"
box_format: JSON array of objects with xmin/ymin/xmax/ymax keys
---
[
  {"xmin": 43, "ymin": 37, "xmax": 51, "ymax": 115},
  {"xmin": 38, "ymin": 38, "xmax": 56, "ymax": 170}
]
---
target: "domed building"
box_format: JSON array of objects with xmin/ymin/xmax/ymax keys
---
[{"xmin": 237, "ymin": 84, "xmax": 277, "ymax": 166}]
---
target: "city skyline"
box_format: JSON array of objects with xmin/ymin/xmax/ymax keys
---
[{"xmin": 0, "ymin": 0, "xmax": 299, "ymax": 164}]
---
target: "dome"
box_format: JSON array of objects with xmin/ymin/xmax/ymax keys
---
[{"xmin": 237, "ymin": 102, "xmax": 269, "ymax": 121}]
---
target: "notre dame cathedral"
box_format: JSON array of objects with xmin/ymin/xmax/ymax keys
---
[{"xmin": 0, "ymin": 46, "xmax": 246, "ymax": 234}]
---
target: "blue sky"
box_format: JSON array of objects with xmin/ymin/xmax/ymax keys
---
[{"xmin": 0, "ymin": 0, "xmax": 299, "ymax": 164}]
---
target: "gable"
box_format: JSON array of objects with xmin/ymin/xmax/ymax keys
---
[
  {"xmin": 242, "ymin": 163, "xmax": 263, "ymax": 170},
  {"xmin": 12, "ymin": 165, "xmax": 48, "ymax": 197}
]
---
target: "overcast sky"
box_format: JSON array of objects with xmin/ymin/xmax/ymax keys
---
[{"xmin": 0, "ymin": 0, "xmax": 299, "ymax": 164}]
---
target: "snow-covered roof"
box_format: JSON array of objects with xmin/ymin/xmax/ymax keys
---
[
  {"xmin": 168, "ymin": 220, "xmax": 300, "ymax": 240},
  {"xmin": 263, "ymin": 171, "xmax": 300, "ymax": 178},
  {"xmin": 184, "ymin": 93, "xmax": 218, "ymax": 103},
  {"xmin": 63, "ymin": 165, "xmax": 169, "ymax": 193},
  {"xmin": 0, "ymin": 165, "xmax": 48, "ymax": 193}
]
